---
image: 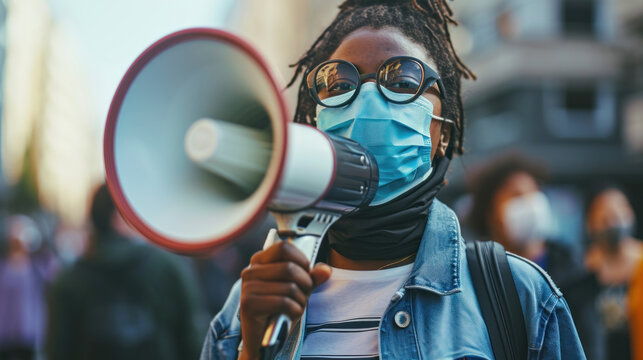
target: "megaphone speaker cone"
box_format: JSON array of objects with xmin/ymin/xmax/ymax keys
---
[
  {"xmin": 104, "ymin": 28, "xmax": 289, "ymax": 253},
  {"xmin": 104, "ymin": 28, "xmax": 379, "ymax": 256}
]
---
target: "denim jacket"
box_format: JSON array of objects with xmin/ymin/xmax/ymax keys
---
[{"xmin": 200, "ymin": 200, "xmax": 586, "ymax": 359}]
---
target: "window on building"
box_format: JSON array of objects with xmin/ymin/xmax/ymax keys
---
[
  {"xmin": 626, "ymin": 14, "xmax": 643, "ymax": 39},
  {"xmin": 562, "ymin": 0, "xmax": 596, "ymax": 35},
  {"xmin": 544, "ymin": 83, "xmax": 616, "ymax": 139},
  {"xmin": 565, "ymin": 88, "xmax": 596, "ymax": 111},
  {"xmin": 624, "ymin": 95, "xmax": 643, "ymax": 154}
]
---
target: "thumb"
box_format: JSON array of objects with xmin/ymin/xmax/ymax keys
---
[{"xmin": 310, "ymin": 263, "xmax": 332, "ymax": 288}]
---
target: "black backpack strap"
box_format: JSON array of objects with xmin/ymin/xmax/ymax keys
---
[{"xmin": 466, "ymin": 241, "xmax": 528, "ymax": 360}]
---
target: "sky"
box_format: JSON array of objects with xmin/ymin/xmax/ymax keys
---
[{"xmin": 46, "ymin": 0, "xmax": 235, "ymax": 129}]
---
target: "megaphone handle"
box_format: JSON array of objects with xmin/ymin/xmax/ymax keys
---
[
  {"xmin": 258, "ymin": 213, "xmax": 338, "ymax": 360},
  {"xmin": 258, "ymin": 229, "xmax": 293, "ymax": 357},
  {"xmin": 260, "ymin": 314, "xmax": 292, "ymax": 360}
]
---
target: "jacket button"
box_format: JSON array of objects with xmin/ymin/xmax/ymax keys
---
[{"xmin": 394, "ymin": 311, "xmax": 410, "ymax": 329}]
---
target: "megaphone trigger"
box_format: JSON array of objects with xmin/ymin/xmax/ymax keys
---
[{"xmin": 262, "ymin": 228, "xmax": 282, "ymax": 251}]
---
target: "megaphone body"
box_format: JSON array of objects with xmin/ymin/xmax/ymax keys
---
[{"xmin": 104, "ymin": 28, "xmax": 378, "ymax": 358}]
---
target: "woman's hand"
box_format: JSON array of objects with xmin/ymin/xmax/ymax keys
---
[{"xmin": 238, "ymin": 241, "xmax": 332, "ymax": 360}]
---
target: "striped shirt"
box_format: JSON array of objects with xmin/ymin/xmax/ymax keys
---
[{"xmin": 300, "ymin": 263, "xmax": 413, "ymax": 360}]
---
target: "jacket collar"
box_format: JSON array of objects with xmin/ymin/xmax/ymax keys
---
[
  {"xmin": 404, "ymin": 199, "xmax": 463, "ymax": 295},
  {"xmin": 280, "ymin": 200, "xmax": 464, "ymax": 359}
]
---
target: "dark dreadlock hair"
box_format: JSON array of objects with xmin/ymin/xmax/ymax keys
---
[{"xmin": 287, "ymin": 0, "xmax": 475, "ymax": 154}]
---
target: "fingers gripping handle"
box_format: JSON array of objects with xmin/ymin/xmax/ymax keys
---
[
  {"xmin": 259, "ymin": 213, "xmax": 338, "ymax": 360},
  {"xmin": 259, "ymin": 229, "xmax": 291, "ymax": 358}
]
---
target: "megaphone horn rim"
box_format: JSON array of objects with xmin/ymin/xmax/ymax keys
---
[{"xmin": 104, "ymin": 28, "xmax": 290, "ymax": 254}]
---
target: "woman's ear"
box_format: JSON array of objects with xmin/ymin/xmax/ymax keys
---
[{"xmin": 436, "ymin": 124, "xmax": 451, "ymax": 158}]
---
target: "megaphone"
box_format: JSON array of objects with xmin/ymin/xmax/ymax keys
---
[{"xmin": 103, "ymin": 28, "xmax": 378, "ymax": 357}]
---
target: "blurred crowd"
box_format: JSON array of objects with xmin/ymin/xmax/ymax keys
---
[
  {"xmin": 460, "ymin": 153, "xmax": 643, "ymax": 360},
  {"xmin": 0, "ymin": 153, "xmax": 642, "ymax": 360},
  {"xmin": 0, "ymin": 184, "xmax": 268, "ymax": 360}
]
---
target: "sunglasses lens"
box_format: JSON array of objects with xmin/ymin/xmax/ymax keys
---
[
  {"xmin": 314, "ymin": 62, "xmax": 359, "ymax": 107},
  {"xmin": 378, "ymin": 58, "xmax": 424, "ymax": 102}
]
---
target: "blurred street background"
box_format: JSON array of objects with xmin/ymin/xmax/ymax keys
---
[{"xmin": 0, "ymin": 0, "xmax": 642, "ymax": 359}]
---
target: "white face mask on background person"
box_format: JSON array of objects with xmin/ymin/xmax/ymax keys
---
[
  {"xmin": 502, "ymin": 191, "xmax": 553, "ymax": 244},
  {"xmin": 9, "ymin": 215, "xmax": 43, "ymax": 253}
]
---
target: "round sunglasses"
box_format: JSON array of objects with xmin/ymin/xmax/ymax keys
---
[{"xmin": 306, "ymin": 56, "xmax": 447, "ymax": 108}]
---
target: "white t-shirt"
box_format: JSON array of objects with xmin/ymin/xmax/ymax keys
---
[{"xmin": 300, "ymin": 263, "xmax": 414, "ymax": 360}]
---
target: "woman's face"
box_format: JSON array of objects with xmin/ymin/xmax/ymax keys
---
[
  {"xmin": 489, "ymin": 171, "xmax": 540, "ymax": 245},
  {"xmin": 328, "ymin": 27, "xmax": 448, "ymax": 160},
  {"xmin": 586, "ymin": 189, "xmax": 634, "ymax": 234}
]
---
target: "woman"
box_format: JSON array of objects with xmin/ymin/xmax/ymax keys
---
[
  {"xmin": 201, "ymin": 1, "xmax": 585, "ymax": 359},
  {"xmin": 585, "ymin": 186, "xmax": 642, "ymax": 360},
  {"xmin": 467, "ymin": 154, "xmax": 602, "ymax": 359},
  {"xmin": 0, "ymin": 215, "xmax": 58, "ymax": 360}
]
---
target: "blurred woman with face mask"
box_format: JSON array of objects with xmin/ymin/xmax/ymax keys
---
[
  {"xmin": 585, "ymin": 186, "xmax": 643, "ymax": 360},
  {"xmin": 468, "ymin": 155, "xmax": 568, "ymax": 269},
  {"xmin": 0, "ymin": 215, "xmax": 59, "ymax": 360},
  {"xmin": 467, "ymin": 154, "xmax": 602, "ymax": 360}
]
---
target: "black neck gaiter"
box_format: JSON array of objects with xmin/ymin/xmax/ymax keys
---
[{"xmin": 327, "ymin": 156, "xmax": 451, "ymax": 260}]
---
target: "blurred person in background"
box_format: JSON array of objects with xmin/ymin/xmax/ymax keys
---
[
  {"xmin": 585, "ymin": 186, "xmax": 643, "ymax": 360},
  {"xmin": 467, "ymin": 153, "xmax": 602, "ymax": 359},
  {"xmin": 0, "ymin": 214, "xmax": 59, "ymax": 360},
  {"xmin": 46, "ymin": 184, "xmax": 205, "ymax": 360}
]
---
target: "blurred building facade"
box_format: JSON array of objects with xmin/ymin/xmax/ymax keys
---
[
  {"xmin": 449, "ymin": 0, "xmax": 643, "ymax": 178},
  {"xmin": 1, "ymin": 0, "xmax": 102, "ymax": 225},
  {"xmin": 0, "ymin": 1, "xmax": 6, "ymax": 192},
  {"xmin": 222, "ymin": 0, "xmax": 343, "ymax": 113},
  {"xmin": 444, "ymin": 0, "xmax": 643, "ymax": 245}
]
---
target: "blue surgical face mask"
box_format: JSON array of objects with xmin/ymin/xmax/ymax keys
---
[{"xmin": 316, "ymin": 82, "xmax": 440, "ymax": 205}]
